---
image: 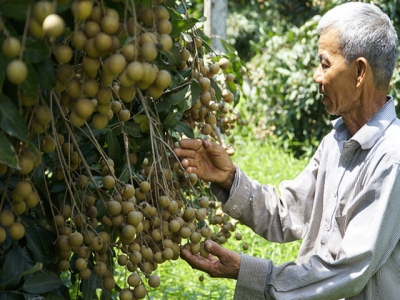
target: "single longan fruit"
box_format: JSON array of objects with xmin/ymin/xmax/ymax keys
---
[
  {"xmin": 158, "ymin": 34, "xmax": 173, "ymax": 51},
  {"xmin": 75, "ymin": 98, "xmax": 94, "ymax": 119},
  {"xmin": 154, "ymin": 70, "xmax": 171, "ymax": 89},
  {"xmin": 148, "ymin": 275, "xmax": 160, "ymax": 288},
  {"xmin": 106, "ymin": 200, "xmax": 121, "ymax": 216},
  {"xmin": 24, "ymin": 192, "xmax": 40, "ymax": 208},
  {"xmin": 6, "ymin": 60, "xmax": 28, "ymax": 85},
  {"xmin": 140, "ymin": 42, "xmax": 158, "ymax": 61},
  {"xmin": 103, "ymin": 277, "xmax": 116, "ymax": 291},
  {"xmin": 94, "ymin": 32, "xmax": 112, "ymax": 53},
  {"xmin": 2, "ymin": 37, "xmax": 21, "ymax": 58},
  {"xmin": 133, "ymin": 285, "xmax": 147, "ymax": 299},
  {"xmin": 0, "ymin": 210, "xmax": 14, "ymax": 227},
  {"xmin": 42, "ymin": 14, "xmax": 65, "ymax": 38},
  {"xmin": 8, "ymin": 222, "xmax": 25, "ymax": 240},
  {"xmin": 71, "ymin": 30, "xmax": 87, "ymax": 50},
  {"xmin": 34, "ymin": 1, "xmax": 55, "ymax": 23},
  {"xmin": 218, "ymin": 57, "xmax": 230, "ymax": 70},
  {"xmin": 68, "ymin": 231, "xmax": 84, "ymax": 247},
  {"xmin": 101, "ymin": 14, "xmax": 119, "ymax": 35},
  {"xmin": 41, "ymin": 136, "xmax": 56, "ymax": 153},
  {"xmin": 54, "ymin": 45, "xmax": 73, "ymax": 64},
  {"xmin": 118, "ymin": 109, "xmax": 131, "ymax": 122},
  {"xmin": 79, "ymin": 268, "xmax": 91, "ymax": 280},
  {"xmin": 106, "ymin": 54, "xmax": 126, "ymax": 76},
  {"xmin": 157, "ymin": 19, "xmax": 172, "ymax": 34},
  {"xmin": 91, "ymin": 113, "xmax": 108, "ymax": 130},
  {"xmin": 71, "ymin": 0, "xmax": 93, "ymax": 20}
]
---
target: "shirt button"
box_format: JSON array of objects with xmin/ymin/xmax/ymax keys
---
[{"xmin": 232, "ymin": 205, "xmax": 237, "ymax": 209}]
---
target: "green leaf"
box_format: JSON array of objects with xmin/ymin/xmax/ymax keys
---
[
  {"xmin": 168, "ymin": 84, "xmax": 190, "ymax": 106},
  {"xmin": 22, "ymin": 271, "xmax": 62, "ymax": 294},
  {"xmin": 25, "ymin": 224, "xmax": 54, "ymax": 265},
  {"xmin": 0, "ymin": 243, "xmax": 24, "ymax": 288},
  {"xmin": 210, "ymin": 79, "xmax": 222, "ymax": 101},
  {"xmin": 20, "ymin": 62, "xmax": 39, "ymax": 98},
  {"xmin": 160, "ymin": 44, "xmax": 182, "ymax": 67},
  {"xmin": 81, "ymin": 272, "xmax": 97, "ymax": 300},
  {"xmin": 172, "ymin": 121, "xmax": 194, "ymax": 138},
  {"xmin": 163, "ymin": 110, "xmax": 182, "ymax": 128},
  {"xmin": 0, "ymin": 291, "xmax": 19, "ymax": 300},
  {"xmin": 20, "ymin": 263, "xmax": 42, "ymax": 277},
  {"xmin": 106, "ymin": 130, "xmax": 121, "ymax": 162},
  {"xmin": 177, "ymin": 79, "xmax": 201, "ymax": 111},
  {"xmin": 24, "ymin": 38, "xmax": 51, "ymax": 64},
  {"xmin": 155, "ymin": 98, "xmax": 172, "ymax": 113},
  {"xmin": 0, "ymin": 0, "xmax": 29, "ymax": 21},
  {"xmin": 170, "ymin": 18, "xmax": 199, "ymax": 39},
  {"xmin": 124, "ymin": 122, "xmax": 142, "ymax": 138},
  {"xmin": 0, "ymin": 133, "xmax": 18, "ymax": 168},
  {"xmin": 35, "ymin": 59, "xmax": 56, "ymax": 90},
  {"xmin": 0, "ymin": 93, "xmax": 30, "ymax": 143}
]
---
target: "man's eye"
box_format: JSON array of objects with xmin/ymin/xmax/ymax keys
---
[{"xmin": 321, "ymin": 63, "xmax": 329, "ymax": 70}]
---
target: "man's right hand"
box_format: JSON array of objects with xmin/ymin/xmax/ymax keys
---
[{"xmin": 173, "ymin": 139, "xmax": 236, "ymax": 191}]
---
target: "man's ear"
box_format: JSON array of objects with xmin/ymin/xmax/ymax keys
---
[{"xmin": 356, "ymin": 57, "xmax": 368, "ymax": 88}]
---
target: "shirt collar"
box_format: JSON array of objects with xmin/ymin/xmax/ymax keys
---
[{"xmin": 332, "ymin": 96, "xmax": 396, "ymax": 150}]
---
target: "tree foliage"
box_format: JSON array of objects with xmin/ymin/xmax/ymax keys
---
[
  {"xmin": 0, "ymin": 0, "xmax": 246, "ymax": 298},
  {"xmin": 229, "ymin": 0, "xmax": 400, "ymax": 157}
]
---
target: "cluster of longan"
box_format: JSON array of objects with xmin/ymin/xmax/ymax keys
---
[
  {"xmin": 181, "ymin": 50, "xmax": 243, "ymax": 147},
  {"xmin": 0, "ymin": 180, "xmax": 40, "ymax": 243}
]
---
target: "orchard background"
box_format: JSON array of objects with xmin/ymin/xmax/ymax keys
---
[{"xmin": 1, "ymin": 0, "xmax": 400, "ymax": 299}]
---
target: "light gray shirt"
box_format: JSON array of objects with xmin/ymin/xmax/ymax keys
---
[{"xmin": 212, "ymin": 98, "xmax": 400, "ymax": 299}]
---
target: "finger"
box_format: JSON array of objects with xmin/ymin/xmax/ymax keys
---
[
  {"xmin": 180, "ymin": 248, "xmax": 209, "ymax": 271},
  {"xmin": 173, "ymin": 148, "xmax": 197, "ymax": 159},
  {"xmin": 204, "ymin": 240, "xmax": 225, "ymax": 257},
  {"xmin": 179, "ymin": 139, "xmax": 202, "ymax": 150}
]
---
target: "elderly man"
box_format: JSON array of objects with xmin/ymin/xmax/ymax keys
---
[{"xmin": 174, "ymin": 2, "xmax": 400, "ymax": 299}]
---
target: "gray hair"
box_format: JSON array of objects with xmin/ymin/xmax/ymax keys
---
[{"xmin": 317, "ymin": 2, "xmax": 398, "ymax": 90}]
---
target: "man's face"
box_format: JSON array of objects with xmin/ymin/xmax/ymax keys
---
[{"xmin": 313, "ymin": 30, "xmax": 358, "ymax": 116}]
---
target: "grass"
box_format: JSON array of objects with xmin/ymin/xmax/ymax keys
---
[{"xmin": 146, "ymin": 136, "xmax": 310, "ymax": 300}]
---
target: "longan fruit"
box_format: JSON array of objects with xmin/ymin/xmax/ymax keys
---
[
  {"xmin": 148, "ymin": 275, "xmax": 160, "ymax": 288},
  {"xmin": 140, "ymin": 42, "xmax": 158, "ymax": 61},
  {"xmin": 103, "ymin": 277, "xmax": 116, "ymax": 291},
  {"xmin": 0, "ymin": 210, "xmax": 14, "ymax": 227},
  {"xmin": 79, "ymin": 268, "xmax": 91, "ymax": 280},
  {"xmin": 106, "ymin": 54, "xmax": 126, "ymax": 76},
  {"xmin": 8, "ymin": 222, "xmax": 25, "ymax": 240},
  {"xmin": 119, "ymin": 289, "xmax": 133, "ymax": 300},
  {"xmin": 75, "ymin": 98, "xmax": 94, "ymax": 119},
  {"xmin": 101, "ymin": 15, "xmax": 119, "ymax": 35},
  {"xmin": 42, "ymin": 14, "xmax": 65, "ymax": 38},
  {"xmin": 24, "ymin": 192, "xmax": 40, "ymax": 208},
  {"xmin": 71, "ymin": 0, "xmax": 93, "ymax": 20},
  {"xmin": 127, "ymin": 273, "xmax": 141, "ymax": 287},
  {"xmin": 6, "ymin": 60, "xmax": 28, "ymax": 85},
  {"xmin": 54, "ymin": 45, "xmax": 73, "ymax": 64},
  {"xmin": 34, "ymin": 1, "xmax": 55, "ymax": 23},
  {"xmin": 58, "ymin": 259, "xmax": 70, "ymax": 271},
  {"xmin": 91, "ymin": 113, "xmax": 108, "ymax": 130},
  {"xmin": 157, "ymin": 19, "xmax": 172, "ymax": 34},
  {"xmin": 71, "ymin": 30, "xmax": 87, "ymax": 50},
  {"xmin": 41, "ymin": 136, "xmax": 56, "ymax": 153},
  {"xmin": 219, "ymin": 57, "xmax": 230, "ymax": 70},
  {"xmin": 94, "ymin": 32, "xmax": 112, "ymax": 53},
  {"xmin": 2, "ymin": 37, "xmax": 21, "ymax": 58},
  {"xmin": 158, "ymin": 34, "xmax": 173, "ymax": 51}
]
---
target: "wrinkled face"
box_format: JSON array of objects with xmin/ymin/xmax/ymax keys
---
[{"xmin": 313, "ymin": 30, "xmax": 358, "ymax": 116}]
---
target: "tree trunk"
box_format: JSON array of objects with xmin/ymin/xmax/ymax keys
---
[{"xmin": 204, "ymin": 0, "xmax": 227, "ymax": 53}]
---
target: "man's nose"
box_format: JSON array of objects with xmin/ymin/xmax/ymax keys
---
[{"xmin": 313, "ymin": 65, "xmax": 322, "ymax": 83}]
